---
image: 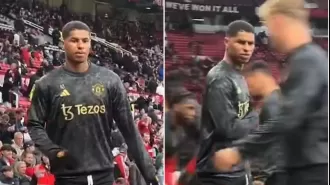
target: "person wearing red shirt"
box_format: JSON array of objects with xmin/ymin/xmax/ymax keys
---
[
  {"xmin": 21, "ymin": 47, "xmax": 31, "ymax": 66},
  {"xmin": 22, "ymin": 151, "xmax": 35, "ymax": 177},
  {"xmin": 137, "ymin": 114, "xmax": 150, "ymax": 135},
  {"xmin": 142, "ymin": 133, "xmax": 155, "ymax": 159},
  {"xmin": 31, "ymin": 155, "xmax": 55, "ymax": 185}
]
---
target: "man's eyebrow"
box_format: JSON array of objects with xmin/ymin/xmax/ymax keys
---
[{"xmin": 69, "ymin": 37, "xmax": 90, "ymax": 40}]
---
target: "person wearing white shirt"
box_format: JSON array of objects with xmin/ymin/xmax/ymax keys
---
[
  {"xmin": 11, "ymin": 132, "xmax": 24, "ymax": 158},
  {"xmin": 156, "ymin": 82, "xmax": 164, "ymax": 96},
  {"xmin": 13, "ymin": 33, "xmax": 20, "ymax": 47}
]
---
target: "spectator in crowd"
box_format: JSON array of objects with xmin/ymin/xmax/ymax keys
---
[
  {"xmin": 0, "ymin": 166, "xmax": 16, "ymax": 185},
  {"xmin": 13, "ymin": 161, "xmax": 30, "ymax": 185},
  {"xmin": 13, "ymin": 16, "xmax": 25, "ymax": 33},
  {"xmin": 30, "ymin": 155, "xmax": 55, "ymax": 185},
  {"xmin": 2, "ymin": 63, "xmax": 21, "ymax": 104},
  {"xmin": 155, "ymin": 144, "xmax": 164, "ymax": 185},
  {"xmin": 51, "ymin": 28, "xmax": 61, "ymax": 46},
  {"xmin": 142, "ymin": 133, "xmax": 155, "ymax": 160},
  {"xmin": 0, "ymin": 115, "xmax": 12, "ymax": 144},
  {"xmin": 11, "ymin": 132, "xmax": 24, "ymax": 158},
  {"xmin": 21, "ymin": 151, "xmax": 35, "ymax": 178},
  {"xmin": 0, "ymin": 145, "xmax": 14, "ymax": 169}
]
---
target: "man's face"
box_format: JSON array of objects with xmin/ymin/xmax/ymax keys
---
[
  {"xmin": 10, "ymin": 63, "xmax": 17, "ymax": 70},
  {"xmin": 143, "ymin": 134, "xmax": 150, "ymax": 144},
  {"xmin": 24, "ymin": 153, "xmax": 34, "ymax": 165},
  {"xmin": 2, "ymin": 150, "xmax": 12, "ymax": 159},
  {"xmin": 4, "ymin": 170, "xmax": 14, "ymax": 178},
  {"xmin": 63, "ymin": 29, "xmax": 91, "ymax": 63},
  {"xmin": 14, "ymin": 135, "xmax": 24, "ymax": 146},
  {"xmin": 175, "ymin": 103, "xmax": 196, "ymax": 122},
  {"xmin": 245, "ymin": 72, "xmax": 265, "ymax": 97},
  {"xmin": 225, "ymin": 31, "xmax": 255, "ymax": 64}
]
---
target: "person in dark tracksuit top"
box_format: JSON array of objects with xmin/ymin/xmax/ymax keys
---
[
  {"xmin": 27, "ymin": 21, "xmax": 158, "ymax": 185},
  {"xmin": 196, "ymin": 20, "xmax": 259, "ymax": 185},
  {"xmin": 239, "ymin": 62, "xmax": 286, "ymax": 185},
  {"xmin": 213, "ymin": 1, "xmax": 328, "ymax": 185}
]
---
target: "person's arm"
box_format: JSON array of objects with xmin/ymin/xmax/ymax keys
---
[
  {"xmin": 235, "ymin": 96, "xmax": 280, "ymax": 159},
  {"xmin": 207, "ymin": 77, "xmax": 259, "ymax": 140},
  {"xmin": 111, "ymin": 75, "xmax": 156, "ymax": 182},
  {"xmin": 238, "ymin": 56, "xmax": 324, "ymax": 158},
  {"xmin": 272, "ymin": 57, "xmax": 323, "ymax": 133},
  {"xmin": 27, "ymin": 81, "xmax": 62, "ymax": 157}
]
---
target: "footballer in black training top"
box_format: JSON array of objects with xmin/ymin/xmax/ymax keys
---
[
  {"xmin": 196, "ymin": 20, "xmax": 259, "ymax": 185},
  {"xmin": 27, "ymin": 21, "xmax": 157, "ymax": 185}
]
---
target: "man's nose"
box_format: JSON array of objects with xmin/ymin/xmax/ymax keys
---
[
  {"xmin": 243, "ymin": 43, "xmax": 252, "ymax": 52},
  {"xmin": 77, "ymin": 41, "xmax": 84, "ymax": 49}
]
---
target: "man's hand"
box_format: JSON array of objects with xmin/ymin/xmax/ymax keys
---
[
  {"xmin": 7, "ymin": 125, "xmax": 15, "ymax": 132},
  {"xmin": 49, "ymin": 150, "xmax": 79, "ymax": 170},
  {"xmin": 213, "ymin": 148, "xmax": 241, "ymax": 171}
]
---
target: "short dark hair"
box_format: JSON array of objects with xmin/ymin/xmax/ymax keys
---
[
  {"xmin": 226, "ymin": 20, "xmax": 255, "ymax": 37},
  {"xmin": 244, "ymin": 61, "xmax": 272, "ymax": 75},
  {"xmin": 166, "ymin": 86, "xmax": 195, "ymax": 108},
  {"xmin": 62, "ymin": 21, "xmax": 91, "ymax": 39}
]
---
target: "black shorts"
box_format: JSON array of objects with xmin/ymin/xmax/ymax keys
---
[
  {"xmin": 55, "ymin": 170, "xmax": 114, "ymax": 185},
  {"xmin": 264, "ymin": 172, "xmax": 287, "ymax": 185},
  {"xmin": 198, "ymin": 174, "xmax": 252, "ymax": 185},
  {"xmin": 286, "ymin": 165, "xmax": 328, "ymax": 185}
]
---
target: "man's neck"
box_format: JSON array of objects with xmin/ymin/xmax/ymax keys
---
[
  {"xmin": 223, "ymin": 54, "xmax": 244, "ymax": 71},
  {"xmin": 14, "ymin": 142, "xmax": 23, "ymax": 147},
  {"xmin": 64, "ymin": 60, "xmax": 89, "ymax": 73}
]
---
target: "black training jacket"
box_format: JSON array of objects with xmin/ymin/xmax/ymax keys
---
[
  {"xmin": 238, "ymin": 43, "xmax": 328, "ymax": 169},
  {"xmin": 234, "ymin": 90, "xmax": 285, "ymax": 178},
  {"xmin": 197, "ymin": 61, "xmax": 259, "ymax": 179},
  {"xmin": 27, "ymin": 63, "xmax": 155, "ymax": 180}
]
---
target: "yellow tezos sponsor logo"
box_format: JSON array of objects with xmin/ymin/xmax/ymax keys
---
[
  {"xmin": 61, "ymin": 104, "xmax": 106, "ymax": 121},
  {"xmin": 92, "ymin": 83, "xmax": 105, "ymax": 97}
]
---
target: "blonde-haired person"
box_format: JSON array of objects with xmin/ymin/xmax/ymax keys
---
[
  {"xmin": 21, "ymin": 151, "xmax": 36, "ymax": 178},
  {"xmin": 13, "ymin": 161, "xmax": 30, "ymax": 185},
  {"xmin": 213, "ymin": 1, "xmax": 328, "ymax": 185}
]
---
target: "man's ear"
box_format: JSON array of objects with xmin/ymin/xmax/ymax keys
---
[{"xmin": 224, "ymin": 37, "xmax": 230, "ymax": 48}]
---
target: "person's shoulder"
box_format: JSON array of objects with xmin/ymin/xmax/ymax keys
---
[
  {"xmin": 92, "ymin": 64, "xmax": 119, "ymax": 77},
  {"xmin": 207, "ymin": 69, "xmax": 233, "ymax": 90},
  {"xmin": 207, "ymin": 61, "xmax": 231, "ymax": 81},
  {"xmin": 291, "ymin": 43, "xmax": 327, "ymax": 67}
]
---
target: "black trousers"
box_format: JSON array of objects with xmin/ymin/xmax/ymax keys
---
[
  {"xmin": 264, "ymin": 172, "xmax": 287, "ymax": 185},
  {"xmin": 198, "ymin": 174, "xmax": 252, "ymax": 185},
  {"xmin": 55, "ymin": 171, "xmax": 114, "ymax": 185},
  {"xmin": 286, "ymin": 165, "xmax": 328, "ymax": 185}
]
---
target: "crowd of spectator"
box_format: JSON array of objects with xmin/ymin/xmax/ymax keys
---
[{"xmin": 0, "ymin": 0, "xmax": 164, "ymax": 185}]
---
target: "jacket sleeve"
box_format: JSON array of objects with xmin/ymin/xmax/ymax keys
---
[
  {"xmin": 235, "ymin": 98, "xmax": 280, "ymax": 159},
  {"xmin": 27, "ymin": 81, "xmax": 62, "ymax": 157},
  {"xmin": 272, "ymin": 56, "xmax": 323, "ymax": 133},
  {"xmin": 237, "ymin": 55, "xmax": 324, "ymax": 158},
  {"xmin": 111, "ymin": 75, "xmax": 156, "ymax": 182},
  {"xmin": 206, "ymin": 77, "xmax": 259, "ymax": 140}
]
